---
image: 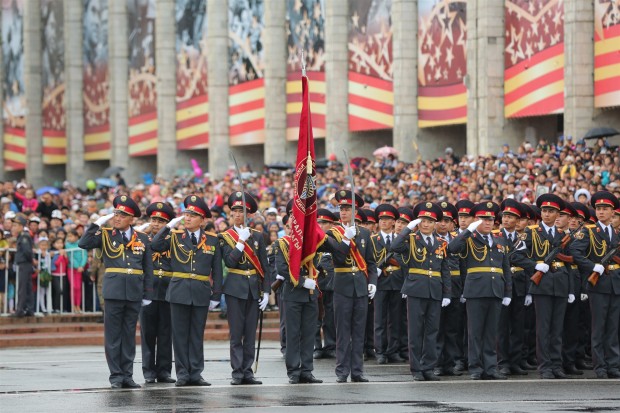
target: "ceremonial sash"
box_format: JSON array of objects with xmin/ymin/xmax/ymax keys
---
[
  {"xmin": 221, "ymin": 228, "xmax": 265, "ymax": 278},
  {"xmin": 331, "ymin": 226, "xmax": 368, "ymax": 278}
]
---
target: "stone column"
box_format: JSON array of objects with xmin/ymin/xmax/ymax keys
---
[
  {"xmin": 64, "ymin": 0, "xmax": 87, "ymax": 185},
  {"xmin": 0, "ymin": 14, "xmax": 4, "ymax": 177},
  {"xmin": 155, "ymin": 0, "xmax": 178, "ymax": 179},
  {"xmin": 392, "ymin": 0, "xmax": 417, "ymax": 162},
  {"xmin": 108, "ymin": 1, "xmax": 129, "ymax": 175},
  {"xmin": 263, "ymin": 0, "xmax": 290, "ymax": 164},
  {"xmin": 325, "ymin": 0, "xmax": 350, "ymax": 157},
  {"xmin": 207, "ymin": 0, "xmax": 230, "ymax": 179},
  {"xmin": 24, "ymin": 1, "xmax": 44, "ymax": 186}
]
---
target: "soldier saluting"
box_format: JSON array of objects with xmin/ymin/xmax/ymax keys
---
[
  {"xmin": 151, "ymin": 195, "xmax": 222, "ymax": 387},
  {"xmin": 78, "ymin": 195, "xmax": 153, "ymax": 389}
]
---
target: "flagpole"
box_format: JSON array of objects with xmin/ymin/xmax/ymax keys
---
[{"xmin": 301, "ymin": 51, "xmax": 312, "ymax": 176}]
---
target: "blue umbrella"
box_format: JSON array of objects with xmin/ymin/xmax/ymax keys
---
[
  {"xmin": 95, "ymin": 178, "xmax": 117, "ymax": 188},
  {"xmin": 36, "ymin": 186, "xmax": 60, "ymax": 196}
]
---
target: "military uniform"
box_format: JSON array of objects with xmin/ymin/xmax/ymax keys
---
[
  {"xmin": 314, "ymin": 209, "xmax": 337, "ymax": 359},
  {"xmin": 78, "ymin": 195, "xmax": 153, "ymax": 388},
  {"xmin": 448, "ymin": 202, "xmax": 512, "ymax": 379},
  {"xmin": 396, "ymin": 206, "xmax": 414, "ymax": 359},
  {"xmin": 14, "ymin": 216, "xmax": 34, "ymax": 316},
  {"xmin": 219, "ymin": 192, "xmax": 270, "ymax": 384}
]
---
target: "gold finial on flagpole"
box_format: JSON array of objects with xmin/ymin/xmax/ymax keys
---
[{"xmin": 300, "ymin": 50, "xmax": 306, "ymax": 77}]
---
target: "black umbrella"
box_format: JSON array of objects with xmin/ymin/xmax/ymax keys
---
[
  {"xmin": 265, "ymin": 162, "xmax": 294, "ymax": 171},
  {"xmin": 583, "ymin": 127, "xmax": 620, "ymax": 140},
  {"xmin": 102, "ymin": 165, "xmax": 125, "ymax": 177}
]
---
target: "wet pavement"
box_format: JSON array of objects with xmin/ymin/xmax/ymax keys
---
[{"xmin": 1, "ymin": 342, "xmax": 619, "ymax": 412}]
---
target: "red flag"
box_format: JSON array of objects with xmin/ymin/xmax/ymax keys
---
[{"xmin": 289, "ymin": 75, "xmax": 324, "ymax": 285}]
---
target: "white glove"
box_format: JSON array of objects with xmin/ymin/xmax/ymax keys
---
[
  {"xmin": 460, "ymin": 295, "xmax": 466, "ymax": 303},
  {"xmin": 502, "ymin": 297, "xmax": 511, "ymax": 306},
  {"xmin": 135, "ymin": 223, "xmax": 150, "ymax": 232},
  {"xmin": 402, "ymin": 293, "xmax": 407, "ymax": 299},
  {"xmin": 258, "ymin": 292, "xmax": 269, "ymax": 311},
  {"xmin": 344, "ymin": 225, "xmax": 357, "ymax": 240},
  {"xmin": 467, "ymin": 220, "xmax": 483, "ymax": 232},
  {"xmin": 141, "ymin": 299, "xmax": 152, "ymax": 307},
  {"xmin": 276, "ymin": 274, "xmax": 285, "ymax": 281},
  {"xmin": 303, "ymin": 278, "xmax": 316, "ymax": 290},
  {"xmin": 376, "ymin": 268, "xmax": 382, "ymax": 276},
  {"xmin": 166, "ymin": 216, "xmax": 184, "ymax": 229},
  {"xmin": 593, "ymin": 264, "xmax": 605, "ymax": 275},
  {"xmin": 441, "ymin": 298, "xmax": 451, "ymax": 307},
  {"xmin": 209, "ymin": 300, "xmax": 219, "ymax": 311},
  {"xmin": 238, "ymin": 227, "xmax": 251, "ymax": 241},
  {"xmin": 407, "ymin": 218, "xmax": 422, "ymax": 230},
  {"xmin": 535, "ymin": 263, "xmax": 549, "ymax": 273},
  {"xmin": 581, "ymin": 293, "xmax": 588, "ymax": 301},
  {"xmin": 368, "ymin": 284, "xmax": 377, "ymax": 299},
  {"xmin": 95, "ymin": 213, "xmax": 115, "ymax": 227},
  {"xmin": 568, "ymin": 294, "xmax": 575, "ymax": 304},
  {"xmin": 524, "ymin": 294, "xmax": 532, "ymax": 306}
]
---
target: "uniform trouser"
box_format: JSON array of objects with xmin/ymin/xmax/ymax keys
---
[
  {"xmin": 170, "ymin": 302, "xmax": 208, "ymax": 382},
  {"xmin": 498, "ymin": 290, "xmax": 526, "ymax": 369},
  {"xmin": 374, "ymin": 290, "xmax": 402, "ymax": 356},
  {"xmin": 315, "ymin": 290, "xmax": 335, "ymax": 351},
  {"xmin": 407, "ymin": 297, "xmax": 441, "ymax": 373},
  {"xmin": 104, "ymin": 299, "xmax": 141, "ymax": 384},
  {"xmin": 589, "ymin": 292, "xmax": 620, "ymax": 374},
  {"xmin": 141, "ymin": 300, "xmax": 173, "ymax": 380},
  {"xmin": 334, "ymin": 292, "xmax": 367, "ymax": 378},
  {"xmin": 460, "ymin": 303, "xmax": 469, "ymax": 366},
  {"xmin": 285, "ymin": 299, "xmax": 318, "ymax": 379},
  {"xmin": 437, "ymin": 298, "xmax": 463, "ymax": 369},
  {"xmin": 533, "ymin": 295, "xmax": 567, "ymax": 374},
  {"xmin": 364, "ymin": 300, "xmax": 374, "ymax": 352},
  {"xmin": 278, "ymin": 292, "xmax": 286, "ymax": 353},
  {"xmin": 466, "ymin": 297, "xmax": 501, "ymax": 375},
  {"xmin": 577, "ymin": 299, "xmax": 591, "ymax": 361},
  {"xmin": 562, "ymin": 299, "xmax": 580, "ymax": 367},
  {"xmin": 16, "ymin": 263, "xmax": 33, "ymax": 314},
  {"xmin": 399, "ymin": 296, "xmax": 408, "ymax": 355},
  {"xmin": 227, "ymin": 295, "xmax": 259, "ymax": 379},
  {"xmin": 523, "ymin": 302, "xmax": 537, "ymax": 363}
]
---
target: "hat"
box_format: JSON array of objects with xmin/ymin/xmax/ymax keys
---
[
  {"xmin": 455, "ymin": 200, "xmax": 475, "ymax": 216},
  {"xmin": 413, "ymin": 202, "xmax": 443, "ymax": 222},
  {"xmin": 1, "ymin": 197, "xmax": 10, "ymax": 204},
  {"xmin": 500, "ymin": 199, "xmax": 525, "ymax": 218},
  {"xmin": 588, "ymin": 207, "xmax": 598, "ymax": 224},
  {"xmin": 560, "ymin": 202, "xmax": 578, "ymax": 217},
  {"xmin": 334, "ymin": 190, "xmax": 364, "ymax": 208},
  {"xmin": 374, "ymin": 204, "xmax": 397, "ymax": 220},
  {"xmin": 184, "ymin": 195, "xmax": 212, "ymax": 218},
  {"xmin": 266, "ymin": 207, "xmax": 278, "ymax": 215},
  {"xmin": 438, "ymin": 201, "xmax": 458, "ymax": 221},
  {"xmin": 471, "ymin": 202, "xmax": 500, "ymax": 219},
  {"xmin": 146, "ymin": 202, "xmax": 176, "ymax": 222},
  {"xmin": 591, "ymin": 191, "xmax": 620, "ymax": 210},
  {"xmin": 361, "ymin": 208, "xmax": 377, "ymax": 223},
  {"xmin": 13, "ymin": 215, "xmax": 27, "ymax": 226},
  {"xmin": 574, "ymin": 188, "xmax": 591, "ymax": 202},
  {"xmin": 16, "ymin": 183, "xmax": 27, "ymax": 189},
  {"xmin": 317, "ymin": 208, "xmax": 338, "ymax": 223},
  {"xmin": 4, "ymin": 211, "xmax": 15, "ymax": 220},
  {"xmin": 571, "ymin": 202, "xmax": 590, "ymax": 221},
  {"xmin": 397, "ymin": 207, "xmax": 414, "ymax": 223},
  {"xmin": 282, "ymin": 214, "xmax": 289, "ymax": 226},
  {"xmin": 285, "ymin": 200, "xmax": 294, "ymax": 216},
  {"xmin": 530, "ymin": 205, "xmax": 542, "ymax": 221},
  {"xmin": 354, "ymin": 208, "xmax": 366, "ymax": 224},
  {"xmin": 173, "ymin": 192, "xmax": 183, "ymax": 199},
  {"xmin": 227, "ymin": 191, "xmax": 258, "ymax": 214},
  {"xmin": 51, "ymin": 210, "xmax": 63, "ymax": 220},
  {"xmin": 28, "ymin": 216, "xmax": 41, "ymax": 223},
  {"xmin": 113, "ymin": 195, "xmax": 141, "ymax": 217},
  {"xmin": 520, "ymin": 203, "xmax": 536, "ymax": 221},
  {"xmin": 536, "ymin": 194, "xmax": 566, "ymax": 211}
]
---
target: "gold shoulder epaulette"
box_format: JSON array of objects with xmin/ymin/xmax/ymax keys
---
[
  {"xmin": 585, "ymin": 224, "xmax": 596, "ymax": 229},
  {"xmin": 491, "ymin": 229, "xmax": 500, "ymax": 234},
  {"xmin": 171, "ymin": 229, "xmax": 184, "ymax": 233},
  {"xmin": 527, "ymin": 225, "xmax": 538, "ymax": 230},
  {"xmin": 204, "ymin": 231, "xmax": 217, "ymax": 237}
]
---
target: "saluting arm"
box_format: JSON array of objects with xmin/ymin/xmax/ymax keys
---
[
  {"xmin": 391, "ymin": 228, "xmax": 411, "ymax": 254},
  {"xmin": 78, "ymin": 223, "xmax": 103, "ymax": 250},
  {"xmin": 150, "ymin": 226, "xmax": 172, "ymax": 253}
]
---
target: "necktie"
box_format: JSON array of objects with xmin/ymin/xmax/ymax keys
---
[
  {"xmin": 486, "ymin": 235, "xmax": 492, "ymax": 247},
  {"xmin": 122, "ymin": 231, "xmax": 129, "ymax": 244},
  {"xmin": 509, "ymin": 233, "xmax": 514, "ymax": 243},
  {"xmin": 386, "ymin": 234, "xmax": 391, "ymax": 246},
  {"xmin": 607, "ymin": 227, "xmax": 612, "ymax": 242},
  {"xmin": 548, "ymin": 228, "xmax": 554, "ymax": 238},
  {"xmin": 426, "ymin": 236, "xmax": 433, "ymax": 249},
  {"xmin": 191, "ymin": 232, "xmax": 198, "ymax": 246}
]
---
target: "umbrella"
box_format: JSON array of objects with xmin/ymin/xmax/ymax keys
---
[
  {"xmin": 265, "ymin": 162, "xmax": 294, "ymax": 171},
  {"xmin": 350, "ymin": 157, "xmax": 370, "ymax": 169},
  {"xmin": 583, "ymin": 127, "xmax": 620, "ymax": 140},
  {"xmin": 373, "ymin": 146, "xmax": 399, "ymax": 158},
  {"xmin": 102, "ymin": 165, "xmax": 125, "ymax": 177},
  {"xmin": 95, "ymin": 178, "xmax": 117, "ymax": 188},
  {"xmin": 35, "ymin": 186, "xmax": 60, "ymax": 196}
]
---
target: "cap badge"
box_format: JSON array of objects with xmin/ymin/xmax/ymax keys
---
[
  {"xmin": 487, "ymin": 202, "xmax": 493, "ymax": 208},
  {"xmin": 340, "ymin": 191, "xmax": 346, "ymax": 196},
  {"xmin": 426, "ymin": 202, "xmax": 432, "ymax": 208},
  {"xmin": 441, "ymin": 202, "xmax": 447, "ymax": 208},
  {"xmin": 236, "ymin": 192, "xmax": 242, "ymax": 197},
  {"xmin": 121, "ymin": 195, "xmax": 127, "ymax": 202},
  {"xmin": 191, "ymin": 196, "xmax": 197, "ymax": 202},
  {"xmin": 157, "ymin": 203, "xmax": 163, "ymax": 209}
]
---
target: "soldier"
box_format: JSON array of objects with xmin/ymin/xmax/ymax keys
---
[
  {"xmin": 392, "ymin": 202, "xmax": 451, "ymax": 381},
  {"xmin": 151, "ymin": 196, "xmax": 222, "ymax": 386},
  {"xmin": 328, "ymin": 190, "xmax": 378, "ymax": 383},
  {"xmin": 78, "ymin": 195, "xmax": 153, "ymax": 389},
  {"xmin": 314, "ymin": 209, "xmax": 337, "ymax": 360},
  {"xmin": 496, "ymin": 199, "xmax": 531, "ymax": 376},
  {"xmin": 434, "ymin": 201, "xmax": 463, "ymax": 376},
  {"xmin": 448, "ymin": 202, "xmax": 512, "ymax": 380},
  {"xmin": 517, "ymin": 194, "xmax": 574, "ymax": 379},
  {"xmin": 219, "ymin": 192, "xmax": 270, "ymax": 385},
  {"xmin": 11, "ymin": 215, "xmax": 34, "ymax": 317},
  {"xmin": 371, "ymin": 203, "xmax": 404, "ymax": 364},
  {"xmin": 571, "ymin": 191, "xmax": 620, "ymax": 379},
  {"xmin": 361, "ymin": 208, "xmax": 377, "ymax": 234},
  {"xmin": 395, "ymin": 206, "xmax": 413, "ymax": 360},
  {"xmin": 357, "ymin": 209, "xmax": 376, "ymax": 361},
  {"xmin": 140, "ymin": 202, "xmax": 177, "ymax": 384}
]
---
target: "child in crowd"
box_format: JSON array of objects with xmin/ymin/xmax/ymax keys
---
[
  {"xmin": 51, "ymin": 237, "xmax": 69, "ymax": 313},
  {"xmin": 65, "ymin": 230, "xmax": 87, "ymax": 313},
  {"xmin": 36, "ymin": 238, "xmax": 52, "ymax": 313}
]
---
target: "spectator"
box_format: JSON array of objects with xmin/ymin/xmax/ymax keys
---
[
  {"xmin": 65, "ymin": 229, "xmax": 87, "ymax": 313},
  {"xmin": 35, "ymin": 192, "xmax": 59, "ymax": 220},
  {"xmin": 51, "ymin": 237, "xmax": 69, "ymax": 313}
]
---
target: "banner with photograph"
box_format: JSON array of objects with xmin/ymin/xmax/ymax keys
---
[
  {"xmin": 128, "ymin": 0, "xmax": 157, "ymax": 156},
  {"xmin": 285, "ymin": 0, "xmax": 326, "ymax": 141},
  {"xmin": 2, "ymin": 0, "xmax": 26, "ymax": 171},
  {"xmin": 594, "ymin": 0, "xmax": 620, "ymax": 108},
  {"xmin": 228, "ymin": 0, "xmax": 265, "ymax": 145},
  {"xmin": 347, "ymin": 0, "xmax": 393, "ymax": 131},
  {"xmin": 42, "ymin": 0, "xmax": 66, "ymax": 165},
  {"xmin": 83, "ymin": 0, "xmax": 110, "ymax": 160},
  {"xmin": 504, "ymin": 0, "xmax": 564, "ymax": 118},
  {"xmin": 176, "ymin": 0, "xmax": 208, "ymax": 150},
  {"xmin": 417, "ymin": 0, "xmax": 467, "ymax": 128}
]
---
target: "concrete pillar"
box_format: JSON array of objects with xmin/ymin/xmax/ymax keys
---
[
  {"xmin": 325, "ymin": 0, "xmax": 350, "ymax": 158},
  {"xmin": 263, "ymin": 0, "xmax": 292, "ymax": 164},
  {"xmin": 108, "ymin": 1, "xmax": 129, "ymax": 176},
  {"xmin": 207, "ymin": 0, "xmax": 229, "ymax": 179},
  {"xmin": 392, "ymin": 0, "xmax": 417, "ymax": 162},
  {"xmin": 0, "ymin": 13, "xmax": 4, "ymax": 177},
  {"xmin": 155, "ymin": 0, "xmax": 178, "ymax": 179},
  {"xmin": 23, "ymin": 1, "xmax": 44, "ymax": 186}
]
